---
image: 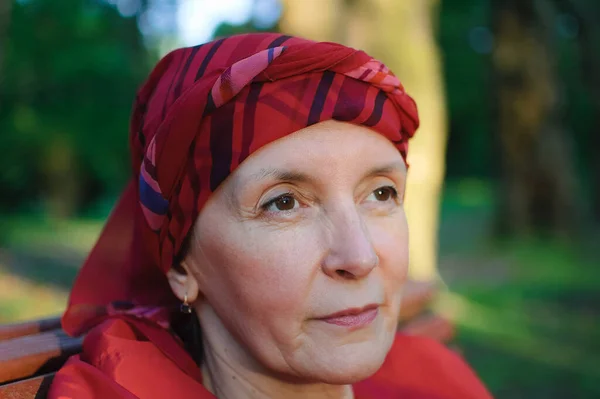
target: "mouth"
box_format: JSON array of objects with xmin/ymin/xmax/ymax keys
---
[{"xmin": 316, "ymin": 304, "xmax": 379, "ymax": 330}]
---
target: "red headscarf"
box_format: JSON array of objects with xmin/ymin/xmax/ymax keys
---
[
  {"xmin": 51, "ymin": 33, "xmax": 493, "ymax": 399},
  {"xmin": 62, "ymin": 33, "xmax": 419, "ymax": 336}
]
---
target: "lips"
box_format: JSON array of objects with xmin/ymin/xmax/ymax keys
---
[{"xmin": 317, "ymin": 304, "xmax": 379, "ymax": 329}]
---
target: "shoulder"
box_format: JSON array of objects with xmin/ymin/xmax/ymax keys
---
[
  {"xmin": 48, "ymin": 354, "xmax": 139, "ymax": 399},
  {"xmin": 49, "ymin": 317, "xmax": 210, "ymax": 399},
  {"xmin": 48, "ymin": 318, "xmax": 149, "ymax": 399},
  {"xmin": 353, "ymin": 334, "xmax": 493, "ymax": 399}
]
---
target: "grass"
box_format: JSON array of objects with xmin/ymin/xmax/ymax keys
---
[
  {"xmin": 0, "ymin": 270, "xmax": 68, "ymax": 322},
  {"xmin": 444, "ymin": 249, "xmax": 600, "ymax": 398},
  {"xmin": 437, "ymin": 180, "xmax": 600, "ymax": 398},
  {"xmin": 0, "ymin": 183, "xmax": 598, "ymax": 397},
  {"xmin": 0, "ymin": 215, "xmax": 101, "ymax": 322}
]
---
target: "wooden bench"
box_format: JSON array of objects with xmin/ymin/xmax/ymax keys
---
[{"xmin": 0, "ymin": 280, "xmax": 453, "ymax": 398}]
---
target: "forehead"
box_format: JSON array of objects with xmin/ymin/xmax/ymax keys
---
[{"xmin": 232, "ymin": 120, "xmax": 406, "ymax": 181}]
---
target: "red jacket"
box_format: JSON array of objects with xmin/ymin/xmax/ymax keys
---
[{"xmin": 49, "ymin": 317, "xmax": 493, "ymax": 399}]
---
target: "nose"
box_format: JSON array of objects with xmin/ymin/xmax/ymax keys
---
[{"xmin": 321, "ymin": 204, "xmax": 379, "ymax": 280}]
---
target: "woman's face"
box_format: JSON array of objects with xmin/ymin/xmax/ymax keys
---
[{"xmin": 184, "ymin": 120, "xmax": 409, "ymax": 384}]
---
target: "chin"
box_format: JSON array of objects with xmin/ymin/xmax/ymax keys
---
[
  {"xmin": 300, "ymin": 336, "xmax": 394, "ymax": 385},
  {"xmin": 318, "ymin": 359, "xmax": 385, "ymax": 385}
]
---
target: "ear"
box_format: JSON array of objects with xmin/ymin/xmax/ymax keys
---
[{"xmin": 166, "ymin": 261, "xmax": 200, "ymax": 304}]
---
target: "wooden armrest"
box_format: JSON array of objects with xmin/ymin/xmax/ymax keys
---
[
  {"xmin": 399, "ymin": 280, "xmax": 438, "ymax": 322},
  {"xmin": 0, "ymin": 373, "xmax": 55, "ymax": 398},
  {"xmin": 0, "ymin": 318, "xmax": 62, "ymax": 342},
  {"xmin": 0, "ymin": 330, "xmax": 82, "ymax": 384},
  {"xmin": 399, "ymin": 312, "xmax": 455, "ymax": 343}
]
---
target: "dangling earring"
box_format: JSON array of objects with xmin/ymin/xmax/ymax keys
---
[{"xmin": 180, "ymin": 293, "xmax": 192, "ymax": 314}]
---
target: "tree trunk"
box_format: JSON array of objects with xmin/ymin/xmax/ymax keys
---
[
  {"xmin": 568, "ymin": 0, "xmax": 600, "ymax": 224},
  {"xmin": 281, "ymin": 0, "xmax": 447, "ymax": 281},
  {"xmin": 0, "ymin": 0, "xmax": 11, "ymax": 83},
  {"xmin": 43, "ymin": 138, "xmax": 81, "ymax": 219},
  {"xmin": 491, "ymin": 0, "xmax": 579, "ymax": 238}
]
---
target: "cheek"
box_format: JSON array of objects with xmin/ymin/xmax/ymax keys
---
[
  {"xmin": 369, "ymin": 211, "xmax": 409, "ymax": 314},
  {"xmin": 370, "ymin": 210, "xmax": 409, "ymax": 276},
  {"xmin": 198, "ymin": 219, "xmax": 323, "ymax": 325}
]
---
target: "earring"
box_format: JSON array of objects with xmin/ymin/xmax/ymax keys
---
[{"xmin": 180, "ymin": 293, "xmax": 192, "ymax": 314}]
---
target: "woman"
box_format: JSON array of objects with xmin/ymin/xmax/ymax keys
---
[{"xmin": 49, "ymin": 33, "xmax": 492, "ymax": 399}]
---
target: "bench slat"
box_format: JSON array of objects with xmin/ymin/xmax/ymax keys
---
[
  {"xmin": 0, "ymin": 331, "xmax": 82, "ymax": 384},
  {"xmin": 0, "ymin": 374, "xmax": 54, "ymax": 399},
  {"xmin": 0, "ymin": 318, "xmax": 62, "ymax": 342}
]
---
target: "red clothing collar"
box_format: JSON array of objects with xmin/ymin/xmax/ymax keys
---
[{"xmin": 49, "ymin": 317, "xmax": 492, "ymax": 399}]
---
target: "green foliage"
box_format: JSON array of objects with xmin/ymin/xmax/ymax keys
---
[
  {"xmin": 439, "ymin": 0, "xmax": 598, "ymax": 185},
  {"xmin": 0, "ymin": 0, "xmax": 152, "ymax": 212},
  {"xmin": 438, "ymin": 1, "xmax": 494, "ymax": 179},
  {"xmin": 213, "ymin": 12, "xmax": 280, "ymax": 39},
  {"xmin": 1, "ymin": 0, "xmax": 596, "ymax": 219}
]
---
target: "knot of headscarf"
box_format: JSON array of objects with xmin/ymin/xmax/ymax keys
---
[{"xmin": 62, "ymin": 33, "xmax": 419, "ymax": 336}]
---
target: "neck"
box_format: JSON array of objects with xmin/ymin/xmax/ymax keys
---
[{"xmin": 197, "ymin": 305, "xmax": 354, "ymax": 399}]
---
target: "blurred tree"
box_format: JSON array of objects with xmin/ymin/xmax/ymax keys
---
[
  {"xmin": 0, "ymin": 0, "xmax": 150, "ymax": 216},
  {"xmin": 281, "ymin": 0, "xmax": 447, "ymax": 281},
  {"xmin": 0, "ymin": 0, "xmax": 10, "ymax": 76},
  {"xmin": 212, "ymin": 0, "xmax": 282, "ymax": 39},
  {"xmin": 491, "ymin": 0, "xmax": 580, "ymax": 238},
  {"xmin": 563, "ymin": 0, "xmax": 600, "ymax": 224},
  {"xmin": 214, "ymin": 20, "xmax": 278, "ymax": 39}
]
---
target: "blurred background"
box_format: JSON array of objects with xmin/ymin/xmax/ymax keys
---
[{"xmin": 1, "ymin": 0, "xmax": 599, "ymax": 397}]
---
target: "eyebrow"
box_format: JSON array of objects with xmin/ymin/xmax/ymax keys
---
[
  {"xmin": 249, "ymin": 168, "xmax": 311, "ymax": 183},
  {"xmin": 362, "ymin": 161, "xmax": 407, "ymax": 180},
  {"xmin": 248, "ymin": 161, "xmax": 407, "ymax": 184}
]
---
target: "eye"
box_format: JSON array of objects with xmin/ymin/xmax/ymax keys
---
[
  {"xmin": 262, "ymin": 193, "xmax": 299, "ymax": 212},
  {"xmin": 366, "ymin": 186, "xmax": 398, "ymax": 202}
]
